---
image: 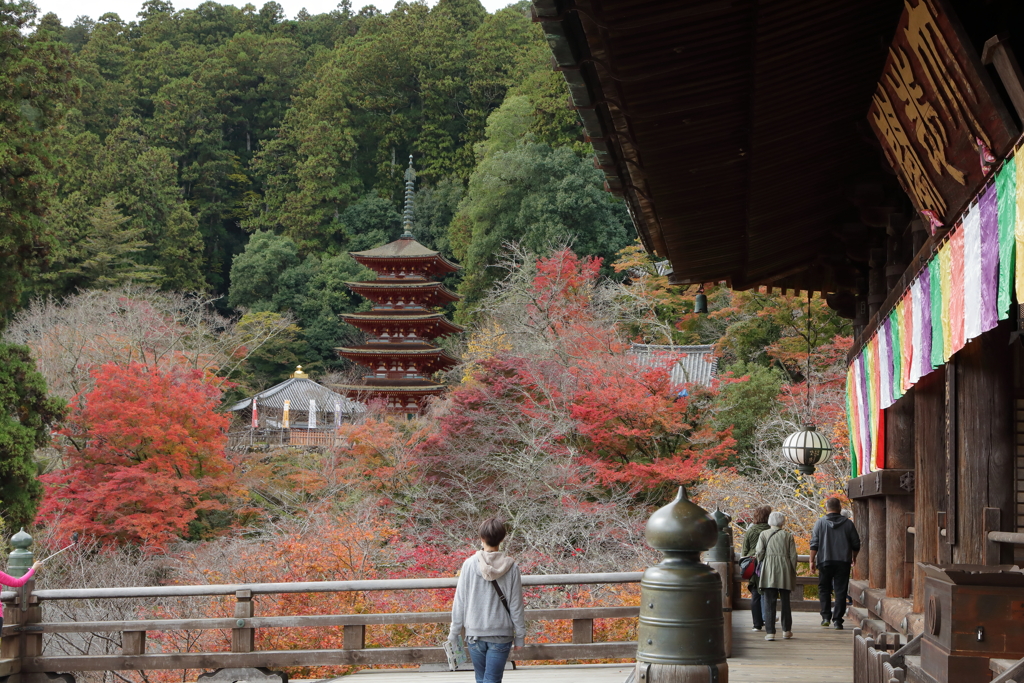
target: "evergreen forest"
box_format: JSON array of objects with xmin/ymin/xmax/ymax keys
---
[{"xmin": 2, "ymin": 0, "xmax": 634, "ymax": 379}]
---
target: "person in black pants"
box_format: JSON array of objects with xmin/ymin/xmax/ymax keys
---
[
  {"xmin": 810, "ymin": 497, "xmax": 861, "ymax": 630},
  {"xmin": 740, "ymin": 506, "xmax": 771, "ymax": 631}
]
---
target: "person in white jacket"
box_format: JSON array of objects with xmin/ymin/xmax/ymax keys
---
[{"xmin": 449, "ymin": 518, "xmax": 526, "ymax": 683}]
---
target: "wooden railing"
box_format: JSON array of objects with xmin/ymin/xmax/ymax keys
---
[
  {"xmin": 732, "ymin": 554, "xmax": 821, "ymax": 612},
  {"xmin": 0, "ymin": 572, "xmax": 642, "ymax": 676},
  {"xmin": 226, "ymin": 428, "xmax": 345, "ymax": 451}
]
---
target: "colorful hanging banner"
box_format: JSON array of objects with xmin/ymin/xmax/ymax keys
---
[{"xmin": 847, "ymin": 142, "xmax": 1024, "ymax": 475}]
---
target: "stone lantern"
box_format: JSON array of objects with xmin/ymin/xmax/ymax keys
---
[{"xmin": 636, "ymin": 486, "xmax": 728, "ymax": 682}]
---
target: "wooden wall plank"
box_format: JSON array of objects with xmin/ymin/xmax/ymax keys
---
[
  {"xmin": 886, "ymin": 392, "xmax": 915, "ymax": 470},
  {"xmin": 885, "ymin": 391, "xmax": 914, "ymax": 599},
  {"xmin": 869, "ymin": 497, "xmax": 887, "ymax": 590},
  {"xmin": 886, "ymin": 496, "xmax": 913, "ymax": 598},
  {"xmin": 954, "ymin": 322, "xmax": 1014, "ymax": 564},
  {"xmin": 914, "ymin": 365, "xmax": 945, "ymax": 613},
  {"xmin": 853, "ymin": 499, "xmax": 870, "ymax": 582}
]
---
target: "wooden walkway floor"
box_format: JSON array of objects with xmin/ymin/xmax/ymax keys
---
[{"xmin": 344, "ymin": 611, "xmax": 853, "ymax": 682}]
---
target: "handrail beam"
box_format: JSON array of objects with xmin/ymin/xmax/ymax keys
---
[
  {"xmin": 3, "ymin": 606, "xmax": 641, "ymax": 635},
  {"xmin": 23, "ymin": 642, "xmax": 639, "ymax": 672},
  {"xmin": 988, "ymin": 530, "xmax": 1024, "ymax": 545},
  {"xmin": 1, "ymin": 571, "xmax": 643, "ymax": 602}
]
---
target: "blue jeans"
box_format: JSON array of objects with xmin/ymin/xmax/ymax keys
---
[{"xmin": 467, "ymin": 639, "xmax": 512, "ymax": 683}]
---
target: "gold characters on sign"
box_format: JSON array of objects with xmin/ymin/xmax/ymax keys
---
[{"xmin": 869, "ymin": 0, "xmax": 991, "ymax": 220}]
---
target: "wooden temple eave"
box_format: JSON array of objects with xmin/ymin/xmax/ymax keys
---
[
  {"xmin": 335, "ymin": 347, "xmax": 459, "ymax": 372},
  {"xmin": 346, "ymin": 281, "xmax": 460, "ymax": 304},
  {"xmin": 336, "ymin": 383, "xmax": 447, "ymax": 394},
  {"xmin": 532, "ymin": 0, "xmax": 903, "ymax": 295},
  {"xmin": 349, "ymin": 255, "xmax": 460, "ymax": 278}
]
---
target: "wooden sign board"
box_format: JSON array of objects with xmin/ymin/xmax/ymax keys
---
[{"xmin": 868, "ymin": 0, "xmax": 1018, "ymax": 229}]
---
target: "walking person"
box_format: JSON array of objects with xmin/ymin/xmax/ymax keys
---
[
  {"xmin": 810, "ymin": 497, "xmax": 861, "ymax": 630},
  {"xmin": 740, "ymin": 506, "xmax": 771, "ymax": 631},
  {"xmin": 755, "ymin": 511, "xmax": 798, "ymax": 641},
  {"xmin": 449, "ymin": 518, "xmax": 526, "ymax": 683}
]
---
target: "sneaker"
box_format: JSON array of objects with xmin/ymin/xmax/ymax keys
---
[
  {"xmin": 820, "ymin": 619, "xmax": 831, "ymax": 627},
  {"xmin": 831, "ymin": 623, "xmax": 844, "ymax": 630},
  {"xmin": 764, "ymin": 633, "xmax": 775, "ymax": 641},
  {"xmin": 751, "ymin": 626, "xmax": 763, "ymax": 632},
  {"xmin": 783, "ymin": 631, "xmax": 793, "ymax": 639}
]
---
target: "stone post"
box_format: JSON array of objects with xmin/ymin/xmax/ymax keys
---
[{"xmin": 636, "ymin": 487, "xmax": 728, "ymax": 683}]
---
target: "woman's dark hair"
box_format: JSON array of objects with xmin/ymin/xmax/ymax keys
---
[
  {"xmin": 752, "ymin": 506, "xmax": 772, "ymax": 524},
  {"xmin": 478, "ymin": 517, "xmax": 507, "ymax": 548}
]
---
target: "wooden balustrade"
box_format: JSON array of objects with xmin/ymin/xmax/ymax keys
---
[
  {"xmin": 0, "ymin": 572, "xmax": 643, "ymax": 675},
  {"xmin": 730, "ymin": 554, "xmax": 821, "ymax": 612}
]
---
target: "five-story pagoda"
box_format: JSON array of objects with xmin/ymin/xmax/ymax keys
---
[{"xmin": 336, "ymin": 158, "xmax": 462, "ymax": 414}]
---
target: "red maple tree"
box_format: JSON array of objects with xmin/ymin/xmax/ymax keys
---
[{"xmin": 38, "ymin": 363, "xmax": 238, "ymax": 549}]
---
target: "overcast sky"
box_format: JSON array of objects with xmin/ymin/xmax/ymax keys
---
[{"xmin": 34, "ymin": 0, "xmax": 515, "ymax": 25}]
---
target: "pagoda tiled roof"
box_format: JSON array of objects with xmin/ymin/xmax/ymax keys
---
[
  {"xmin": 347, "ymin": 279, "xmax": 459, "ymax": 294},
  {"xmin": 337, "ymin": 344, "xmax": 458, "ymax": 358},
  {"xmin": 341, "ymin": 311, "xmax": 465, "ymax": 334},
  {"xmin": 350, "ymin": 238, "xmax": 459, "ymax": 272},
  {"xmin": 336, "ymin": 382, "xmax": 447, "ymax": 394},
  {"xmin": 343, "ymin": 311, "xmax": 453, "ymax": 321},
  {"xmin": 337, "ymin": 345, "xmax": 459, "ymax": 370}
]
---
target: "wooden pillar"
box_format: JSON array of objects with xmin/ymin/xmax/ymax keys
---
[
  {"xmin": 954, "ymin": 323, "xmax": 1014, "ymax": 564},
  {"xmin": 868, "ymin": 497, "xmax": 887, "ymax": 589},
  {"xmin": 853, "ymin": 498, "xmax": 870, "ymax": 582},
  {"xmin": 886, "ymin": 496, "xmax": 913, "ymax": 598},
  {"xmin": 885, "ymin": 393, "xmax": 914, "ymax": 598},
  {"xmin": 914, "ymin": 366, "xmax": 945, "ymax": 613}
]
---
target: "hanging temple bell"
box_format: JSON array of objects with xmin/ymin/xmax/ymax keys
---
[{"xmin": 636, "ymin": 486, "xmax": 728, "ymax": 683}]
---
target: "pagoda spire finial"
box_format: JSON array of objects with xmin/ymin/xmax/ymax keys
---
[{"xmin": 401, "ymin": 155, "xmax": 416, "ymax": 239}]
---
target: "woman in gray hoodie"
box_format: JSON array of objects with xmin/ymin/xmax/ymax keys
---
[{"xmin": 449, "ymin": 518, "xmax": 526, "ymax": 683}]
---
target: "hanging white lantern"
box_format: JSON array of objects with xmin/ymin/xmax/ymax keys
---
[{"xmin": 781, "ymin": 424, "xmax": 833, "ymax": 475}]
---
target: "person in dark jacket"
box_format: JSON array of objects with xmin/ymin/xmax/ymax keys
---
[
  {"xmin": 810, "ymin": 497, "xmax": 861, "ymax": 630},
  {"xmin": 740, "ymin": 506, "xmax": 771, "ymax": 631}
]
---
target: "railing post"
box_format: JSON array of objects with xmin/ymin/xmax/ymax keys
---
[
  {"xmin": 636, "ymin": 487, "xmax": 727, "ymax": 682},
  {"xmin": 5, "ymin": 530, "xmax": 72, "ymax": 683},
  {"xmin": 571, "ymin": 619, "xmax": 593, "ymax": 644},
  {"xmin": 343, "ymin": 625, "xmax": 365, "ymax": 650},
  {"xmin": 4, "ymin": 528, "xmax": 40, "ymax": 672},
  {"xmin": 708, "ymin": 508, "xmax": 733, "ymax": 659},
  {"xmin": 231, "ymin": 590, "xmax": 255, "ymax": 653},
  {"xmin": 122, "ymin": 631, "xmax": 146, "ymax": 656}
]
